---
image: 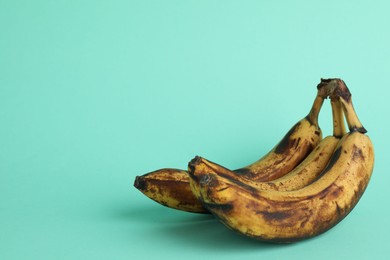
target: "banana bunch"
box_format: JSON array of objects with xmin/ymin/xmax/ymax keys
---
[{"xmin": 134, "ymin": 78, "xmax": 374, "ymax": 242}]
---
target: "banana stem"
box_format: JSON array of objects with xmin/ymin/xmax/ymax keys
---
[
  {"xmin": 307, "ymin": 95, "xmax": 324, "ymax": 127},
  {"xmin": 330, "ymin": 99, "xmax": 347, "ymax": 138},
  {"xmin": 316, "ymin": 78, "xmax": 366, "ymax": 134},
  {"xmin": 333, "ymin": 79, "xmax": 367, "ymax": 133}
]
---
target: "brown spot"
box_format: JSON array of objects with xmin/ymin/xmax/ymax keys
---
[
  {"xmin": 335, "ymin": 202, "xmax": 342, "ymax": 216},
  {"xmin": 305, "ymin": 115, "xmax": 314, "ymax": 125},
  {"xmin": 352, "ymin": 145, "xmax": 365, "ymax": 161},
  {"xmin": 216, "ymin": 172, "xmax": 260, "ymax": 195},
  {"xmin": 233, "ymin": 167, "xmax": 250, "ymax": 175},
  {"xmin": 217, "ymin": 186, "xmax": 230, "ymax": 192},
  {"xmin": 203, "ymin": 202, "xmax": 233, "ymax": 213},
  {"xmin": 257, "ymin": 210, "xmax": 294, "ymax": 222},
  {"xmin": 245, "ymin": 200, "xmax": 260, "ymax": 210},
  {"xmin": 311, "ymin": 184, "xmax": 343, "ymax": 201},
  {"xmin": 274, "ymin": 121, "xmax": 301, "ymax": 154},
  {"xmin": 299, "ymin": 210, "xmax": 312, "ymax": 228},
  {"xmin": 294, "ymin": 137, "xmax": 301, "ymax": 149},
  {"xmin": 317, "ymin": 190, "xmax": 327, "ymax": 200},
  {"xmin": 265, "ymin": 182, "xmax": 278, "ymax": 189},
  {"xmin": 328, "ymin": 186, "xmax": 343, "ymax": 200},
  {"xmin": 315, "ymin": 130, "xmax": 321, "ymax": 136},
  {"xmin": 321, "ymin": 146, "xmax": 342, "ymax": 175}
]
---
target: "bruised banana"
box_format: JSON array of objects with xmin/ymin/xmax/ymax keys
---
[
  {"xmin": 192, "ymin": 79, "xmax": 374, "ymax": 242},
  {"xmin": 189, "ymin": 97, "xmax": 345, "ymax": 195},
  {"xmin": 134, "ymin": 84, "xmax": 327, "ymax": 213}
]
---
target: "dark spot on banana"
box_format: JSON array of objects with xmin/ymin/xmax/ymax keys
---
[
  {"xmin": 309, "ymin": 183, "xmax": 343, "ymax": 202},
  {"xmin": 294, "ymin": 137, "xmax": 301, "ymax": 149},
  {"xmin": 134, "ymin": 176, "xmax": 147, "ymax": 191},
  {"xmin": 305, "ymin": 115, "xmax": 314, "ymax": 125},
  {"xmin": 200, "ymin": 174, "xmax": 213, "ymax": 186},
  {"xmin": 300, "ymin": 217, "xmax": 310, "ymax": 228},
  {"xmin": 335, "ymin": 202, "xmax": 342, "ymax": 216},
  {"xmin": 320, "ymin": 146, "xmax": 342, "ymax": 176},
  {"xmin": 233, "ymin": 167, "xmax": 250, "ymax": 175},
  {"xmin": 274, "ymin": 121, "xmax": 301, "ymax": 154},
  {"xmin": 257, "ymin": 210, "xmax": 294, "ymax": 222},
  {"xmin": 266, "ymin": 182, "xmax": 278, "ymax": 189},
  {"xmin": 216, "ymin": 172, "xmax": 260, "ymax": 195},
  {"xmin": 203, "ymin": 202, "xmax": 233, "ymax": 213},
  {"xmin": 217, "ymin": 186, "xmax": 231, "ymax": 192},
  {"xmin": 352, "ymin": 145, "xmax": 365, "ymax": 161},
  {"xmin": 311, "ymin": 186, "xmax": 330, "ymax": 200},
  {"xmin": 245, "ymin": 200, "xmax": 260, "ymax": 210},
  {"xmin": 328, "ymin": 186, "xmax": 343, "ymax": 200}
]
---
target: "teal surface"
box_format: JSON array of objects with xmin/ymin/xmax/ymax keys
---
[{"xmin": 1, "ymin": 1, "xmax": 389, "ymax": 259}]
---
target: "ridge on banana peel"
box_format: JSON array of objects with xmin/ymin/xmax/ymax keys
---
[
  {"xmin": 192, "ymin": 79, "xmax": 374, "ymax": 242},
  {"xmin": 189, "ymin": 96, "xmax": 346, "ymax": 195},
  {"xmin": 134, "ymin": 83, "xmax": 328, "ymax": 213}
]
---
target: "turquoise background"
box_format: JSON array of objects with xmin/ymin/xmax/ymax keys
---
[{"xmin": 1, "ymin": 1, "xmax": 389, "ymax": 259}]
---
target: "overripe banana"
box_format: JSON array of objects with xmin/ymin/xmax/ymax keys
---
[
  {"xmin": 188, "ymin": 97, "xmax": 346, "ymax": 194},
  {"xmin": 134, "ymin": 83, "xmax": 327, "ymax": 213},
  {"xmin": 192, "ymin": 79, "xmax": 374, "ymax": 242}
]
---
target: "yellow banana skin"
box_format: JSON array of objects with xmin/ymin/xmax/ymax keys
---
[{"xmin": 195, "ymin": 131, "xmax": 374, "ymax": 242}]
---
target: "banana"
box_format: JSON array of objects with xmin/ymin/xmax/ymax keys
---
[
  {"xmin": 189, "ymin": 97, "xmax": 345, "ymax": 193},
  {"xmin": 192, "ymin": 79, "xmax": 374, "ymax": 242},
  {"xmin": 134, "ymin": 83, "xmax": 328, "ymax": 213},
  {"xmin": 134, "ymin": 169, "xmax": 205, "ymax": 213}
]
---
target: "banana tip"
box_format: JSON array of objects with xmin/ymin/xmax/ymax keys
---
[
  {"xmin": 133, "ymin": 176, "xmax": 146, "ymax": 191},
  {"xmin": 352, "ymin": 126, "xmax": 368, "ymax": 134},
  {"xmin": 188, "ymin": 156, "xmax": 202, "ymax": 174}
]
